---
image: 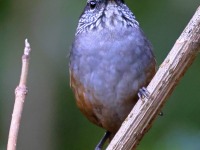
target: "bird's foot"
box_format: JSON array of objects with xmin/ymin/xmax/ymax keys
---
[
  {"xmin": 138, "ymin": 87, "xmax": 164, "ymax": 116},
  {"xmin": 138, "ymin": 87, "xmax": 150, "ymax": 99}
]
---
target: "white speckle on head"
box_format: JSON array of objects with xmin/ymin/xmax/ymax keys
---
[{"xmin": 95, "ymin": 18, "xmax": 101, "ymax": 27}]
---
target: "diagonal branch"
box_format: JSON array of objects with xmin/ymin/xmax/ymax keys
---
[
  {"xmin": 106, "ymin": 5, "xmax": 200, "ymax": 150},
  {"xmin": 7, "ymin": 39, "xmax": 32, "ymax": 150}
]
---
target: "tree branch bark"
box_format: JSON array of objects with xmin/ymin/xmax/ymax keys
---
[
  {"xmin": 7, "ymin": 39, "xmax": 32, "ymax": 150},
  {"xmin": 106, "ymin": 5, "xmax": 200, "ymax": 150}
]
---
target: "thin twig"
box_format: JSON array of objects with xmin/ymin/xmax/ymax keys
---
[
  {"xmin": 7, "ymin": 39, "xmax": 32, "ymax": 150},
  {"xmin": 107, "ymin": 5, "xmax": 200, "ymax": 150}
]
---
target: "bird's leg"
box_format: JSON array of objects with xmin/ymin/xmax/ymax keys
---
[{"xmin": 95, "ymin": 131, "xmax": 111, "ymax": 150}]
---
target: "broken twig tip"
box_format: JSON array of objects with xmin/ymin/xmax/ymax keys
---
[{"xmin": 24, "ymin": 38, "xmax": 31, "ymax": 55}]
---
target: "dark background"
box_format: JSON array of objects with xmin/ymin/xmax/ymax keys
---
[{"xmin": 0, "ymin": 0, "xmax": 200, "ymax": 150}]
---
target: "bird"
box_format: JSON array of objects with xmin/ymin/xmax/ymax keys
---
[{"xmin": 69, "ymin": 0, "xmax": 156, "ymax": 149}]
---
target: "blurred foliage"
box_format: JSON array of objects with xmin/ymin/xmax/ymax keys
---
[{"xmin": 0, "ymin": 0, "xmax": 200, "ymax": 150}]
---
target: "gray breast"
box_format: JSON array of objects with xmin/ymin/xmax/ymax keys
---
[{"xmin": 70, "ymin": 25, "xmax": 155, "ymax": 107}]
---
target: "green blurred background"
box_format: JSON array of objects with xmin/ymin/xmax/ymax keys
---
[{"xmin": 0, "ymin": 0, "xmax": 200, "ymax": 150}]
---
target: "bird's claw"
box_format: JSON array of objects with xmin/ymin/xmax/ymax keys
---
[{"xmin": 138, "ymin": 87, "xmax": 150, "ymax": 99}]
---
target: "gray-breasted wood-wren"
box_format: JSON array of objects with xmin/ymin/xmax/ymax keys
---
[{"xmin": 69, "ymin": 0, "xmax": 156, "ymax": 149}]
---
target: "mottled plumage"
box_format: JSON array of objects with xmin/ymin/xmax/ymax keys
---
[{"xmin": 69, "ymin": 0, "xmax": 156, "ymax": 148}]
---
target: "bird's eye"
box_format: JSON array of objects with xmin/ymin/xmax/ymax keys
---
[{"xmin": 89, "ymin": 1, "xmax": 96, "ymax": 10}]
